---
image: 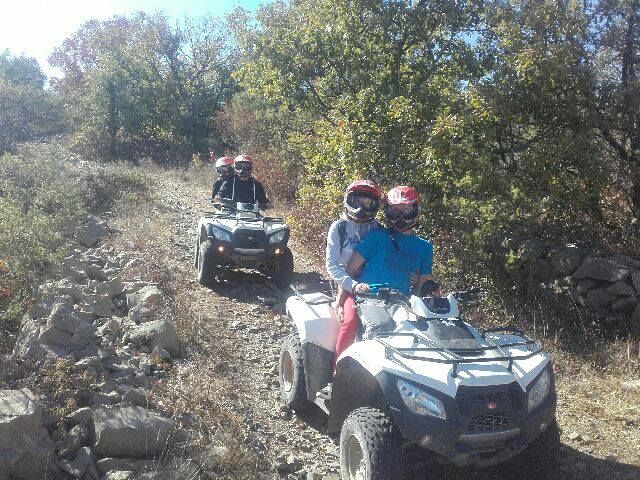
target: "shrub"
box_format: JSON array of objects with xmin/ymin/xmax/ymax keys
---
[{"xmin": 0, "ymin": 151, "xmax": 85, "ymax": 317}]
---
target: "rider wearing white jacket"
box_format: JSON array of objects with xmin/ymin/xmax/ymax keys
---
[
  {"xmin": 325, "ymin": 213, "xmax": 379, "ymax": 294},
  {"xmin": 325, "ymin": 180, "xmax": 381, "ymax": 370}
]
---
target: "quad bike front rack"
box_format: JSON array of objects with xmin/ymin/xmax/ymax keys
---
[{"xmin": 375, "ymin": 328, "xmax": 543, "ymax": 378}]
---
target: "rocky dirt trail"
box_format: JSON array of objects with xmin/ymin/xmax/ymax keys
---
[
  {"xmin": 110, "ymin": 167, "xmax": 640, "ymax": 480},
  {"xmin": 109, "ymin": 170, "xmax": 341, "ymax": 480}
]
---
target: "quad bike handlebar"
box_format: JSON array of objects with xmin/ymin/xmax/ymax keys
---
[
  {"xmin": 355, "ymin": 283, "xmax": 481, "ymax": 306},
  {"xmin": 210, "ymin": 200, "xmax": 271, "ymax": 211}
]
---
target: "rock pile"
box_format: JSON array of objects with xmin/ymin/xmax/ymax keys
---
[
  {"xmin": 2, "ymin": 217, "xmax": 194, "ymax": 480},
  {"xmin": 505, "ymin": 237, "xmax": 640, "ymax": 333}
]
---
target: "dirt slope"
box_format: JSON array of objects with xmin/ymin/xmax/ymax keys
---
[{"xmin": 106, "ymin": 164, "xmax": 640, "ymax": 480}]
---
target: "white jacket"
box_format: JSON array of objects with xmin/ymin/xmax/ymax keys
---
[{"xmin": 325, "ymin": 214, "xmax": 379, "ymax": 293}]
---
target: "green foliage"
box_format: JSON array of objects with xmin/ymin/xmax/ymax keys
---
[
  {"xmin": 0, "ymin": 150, "xmax": 86, "ymax": 310},
  {"xmin": 50, "ymin": 13, "xmax": 236, "ymax": 162},
  {"xmin": 228, "ymin": 0, "xmax": 640, "ymax": 298},
  {"xmin": 0, "ymin": 52, "xmax": 64, "ymax": 153}
]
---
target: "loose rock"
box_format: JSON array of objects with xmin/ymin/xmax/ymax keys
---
[{"xmin": 93, "ymin": 406, "xmax": 177, "ymax": 458}]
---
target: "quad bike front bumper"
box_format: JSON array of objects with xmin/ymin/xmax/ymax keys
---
[
  {"xmin": 377, "ymin": 370, "xmax": 557, "ymax": 467},
  {"xmin": 206, "ymin": 235, "xmax": 286, "ymax": 268}
]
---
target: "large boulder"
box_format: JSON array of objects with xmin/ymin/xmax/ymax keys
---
[
  {"xmin": 126, "ymin": 320, "xmax": 180, "ymax": 356},
  {"xmin": 82, "ymin": 294, "xmax": 118, "ymax": 318},
  {"xmin": 96, "ymin": 277, "xmax": 125, "ymax": 299},
  {"xmin": 0, "ymin": 389, "xmax": 53, "ymax": 480},
  {"xmin": 516, "ymin": 238, "xmax": 546, "ymax": 263},
  {"xmin": 573, "ymin": 257, "xmax": 631, "ymax": 282},
  {"xmin": 585, "ymin": 289, "xmax": 615, "ymax": 308},
  {"xmin": 57, "ymin": 446, "xmax": 98, "ymax": 479},
  {"xmin": 128, "ymin": 304, "xmax": 157, "ymax": 324},
  {"xmin": 39, "ymin": 280, "xmax": 84, "ymax": 304},
  {"xmin": 126, "ymin": 286, "xmax": 163, "ymax": 310},
  {"xmin": 549, "ymin": 248, "xmax": 583, "ymax": 275},
  {"xmin": 612, "ymin": 296, "xmax": 637, "ymax": 314},
  {"xmin": 76, "ymin": 216, "xmax": 109, "ymax": 248},
  {"xmin": 527, "ymin": 258, "xmax": 555, "ymax": 282},
  {"xmin": 606, "ymin": 281, "xmax": 636, "ymax": 297},
  {"xmin": 92, "ymin": 406, "xmax": 176, "ymax": 458},
  {"xmin": 13, "ymin": 303, "xmax": 97, "ymax": 358}
]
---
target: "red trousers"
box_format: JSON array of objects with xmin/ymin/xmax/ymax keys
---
[{"xmin": 333, "ymin": 293, "xmax": 360, "ymax": 370}]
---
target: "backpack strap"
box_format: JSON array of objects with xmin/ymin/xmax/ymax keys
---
[{"xmin": 337, "ymin": 219, "xmax": 348, "ymax": 252}]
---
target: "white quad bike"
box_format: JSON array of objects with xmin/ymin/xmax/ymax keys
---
[
  {"xmin": 279, "ymin": 286, "xmax": 557, "ymax": 479},
  {"xmin": 195, "ymin": 202, "xmax": 294, "ymax": 289}
]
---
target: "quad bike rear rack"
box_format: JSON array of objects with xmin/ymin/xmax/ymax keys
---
[{"xmin": 375, "ymin": 327, "xmax": 543, "ymax": 378}]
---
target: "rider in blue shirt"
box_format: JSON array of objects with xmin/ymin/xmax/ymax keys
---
[{"xmin": 347, "ymin": 186, "xmax": 433, "ymax": 296}]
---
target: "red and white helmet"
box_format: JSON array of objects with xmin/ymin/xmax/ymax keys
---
[
  {"xmin": 215, "ymin": 156, "xmax": 234, "ymax": 177},
  {"xmin": 384, "ymin": 186, "xmax": 420, "ymax": 231},
  {"xmin": 344, "ymin": 180, "xmax": 381, "ymax": 222},
  {"xmin": 234, "ymin": 154, "xmax": 253, "ymax": 179}
]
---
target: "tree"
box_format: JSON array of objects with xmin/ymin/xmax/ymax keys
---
[
  {"xmin": 592, "ymin": 0, "xmax": 640, "ymax": 217},
  {"xmin": 0, "ymin": 52, "xmax": 63, "ymax": 153},
  {"xmin": 50, "ymin": 13, "xmax": 237, "ymax": 161}
]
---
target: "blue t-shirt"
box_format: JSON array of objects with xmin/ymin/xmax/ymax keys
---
[{"xmin": 355, "ymin": 229, "xmax": 433, "ymax": 295}]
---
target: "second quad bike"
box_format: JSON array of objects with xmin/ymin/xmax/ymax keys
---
[
  {"xmin": 279, "ymin": 286, "xmax": 557, "ymax": 479},
  {"xmin": 194, "ymin": 202, "xmax": 294, "ymax": 289}
]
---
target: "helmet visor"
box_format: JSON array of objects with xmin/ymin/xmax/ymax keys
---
[
  {"xmin": 347, "ymin": 193, "xmax": 378, "ymax": 212},
  {"xmin": 217, "ymin": 165, "xmax": 233, "ymax": 175},
  {"xmin": 235, "ymin": 161, "xmax": 252, "ymax": 175},
  {"xmin": 385, "ymin": 203, "xmax": 419, "ymax": 220}
]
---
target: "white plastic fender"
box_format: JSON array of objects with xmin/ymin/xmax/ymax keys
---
[{"xmin": 286, "ymin": 293, "xmax": 339, "ymax": 352}]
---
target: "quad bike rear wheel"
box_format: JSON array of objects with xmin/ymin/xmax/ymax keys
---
[
  {"xmin": 196, "ymin": 239, "xmax": 217, "ymax": 287},
  {"xmin": 279, "ymin": 332, "xmax": 310, "ymax": 411},
  {"xmin": 271, "ymin": 247, "xmax": 294, "ymax": 289},
  {"xmin": 340, "ymin": 407, "xmax": 403, "ymax": 480}
]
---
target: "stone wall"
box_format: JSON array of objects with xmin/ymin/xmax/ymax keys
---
[{"xmin": 503, "ymin": 237, "xmax": 640, "ymax": 334}]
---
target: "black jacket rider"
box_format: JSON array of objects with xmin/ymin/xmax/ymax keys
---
[
  {"xmin": 217, "ymin": 175, "xmax": 268, "ymax": 205},
  {"xmin": 211, "ymin": 177, "xmax": 226, "ymax": 200}
]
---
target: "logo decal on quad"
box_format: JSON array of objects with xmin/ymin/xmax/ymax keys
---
[{"xmin": 487, "ymin": 402, "xmax": 497, "ymax": 410}]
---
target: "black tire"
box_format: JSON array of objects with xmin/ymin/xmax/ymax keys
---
[
  {"xmin": 271, "ymin": 247, "xmax": 294, "ymax": 289},
  {"xmin": 340, "ymin": 407, "xmax": 403, "ymax": 480},
  {"xmin": 279, "ymin": 332, "xmax": 310, "ymax": 411},
  {"xmin": 196, "ymin": 239, "xmax": 217, "ymax": 287}
]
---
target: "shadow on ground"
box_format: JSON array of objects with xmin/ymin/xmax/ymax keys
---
[{"xmin": 405, "ymin": 443, "xmax": 640, "ymax": 480}]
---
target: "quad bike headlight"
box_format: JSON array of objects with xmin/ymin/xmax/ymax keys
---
[
  {"xmin": 207, "ymin": 225, "xmax": 232, "ymax": 243},
  {"xmin": 527, "ymin": 367, "xmax": 551, "ymax": 413},
  {"xmin": 397, "ymin": 378, "xmax": 446, "ymax": 419},
  {"xmin": 269, "ymin": 229, "xmax": 287, "ymax": 244}
]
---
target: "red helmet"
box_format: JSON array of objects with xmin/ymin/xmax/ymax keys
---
[
  {"xmin": 384, "ymin": 186, "xmax": 420, "ymax": 231},
  {"xmin": 215, "ymin": 156, "xmax": 234, "ymax": 177},
  {"xmin": 234, "ymin": 154, "xmax": 253, "ymax": 179},
  {"xmin": 344, "ymin": 180, "xmax": 381, "ymax": 222}
]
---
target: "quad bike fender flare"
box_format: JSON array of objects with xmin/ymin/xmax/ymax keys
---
[
  {"xmin": 198, "ymin": 223, "xmax": 210, "ymax": 242},
  {"xmin": 328, "ymin": 357, "xmax": 387, "ymax": 434},
  {"xmin": 285, "ymin": 294, "xmax": 337, "ymax": 352},
  {"xmin": 328, "ymin": 357, "xmax": 454, "ymax": 442}
]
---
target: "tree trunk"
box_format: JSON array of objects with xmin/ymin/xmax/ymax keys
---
[{"xmin": 106, "ymin": 80, "xmax": 118, "ymax": 159}]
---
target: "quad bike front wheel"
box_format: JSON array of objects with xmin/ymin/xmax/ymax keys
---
[
  {"xmin": 340, "ymin": 407, "xmax": 403, "ymax": 480},
  {"xmin": 279, "ymin": 332, "xmax": 310, "ymax": 411},
  {"xmin": 271, "ymin": 247, "xmax": 294, "ymax": 289},
  {"xmin": 196, "ymin": 239, "xmax": 217, "ymax": 287}
]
